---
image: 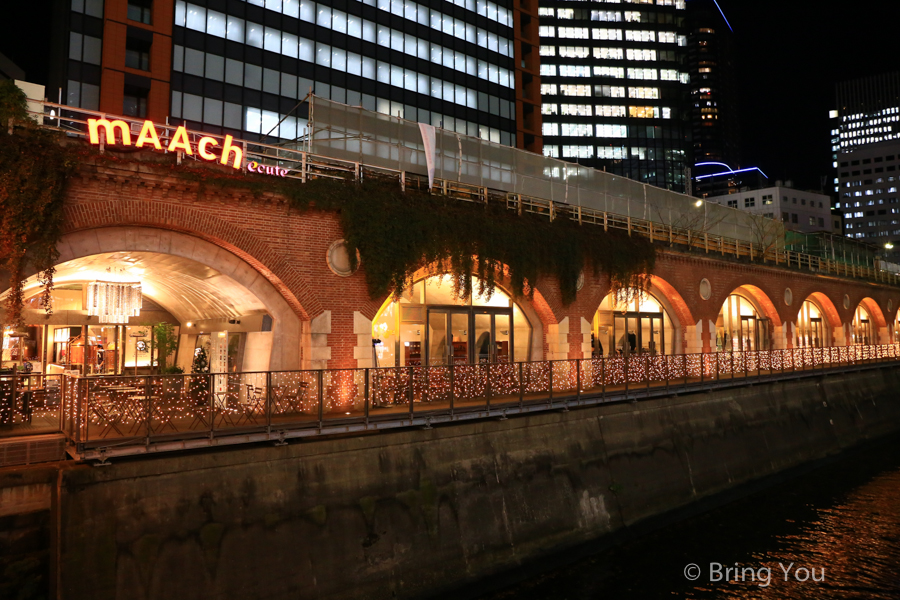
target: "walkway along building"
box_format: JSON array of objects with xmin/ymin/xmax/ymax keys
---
[{"xmin": 3, "ymin": 96, "xmax": 900, "ymax": 460}]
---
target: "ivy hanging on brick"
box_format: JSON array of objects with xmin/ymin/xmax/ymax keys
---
[
  {"xmin": 283, "ymin": 177, "xmax": 655, "ymax": 305},
  {"xmin": 0, "ymin": 81, "xmax": 77, "ymax": 325}
]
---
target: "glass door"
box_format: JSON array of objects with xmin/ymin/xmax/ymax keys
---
[
  {"xmin": 640, "ymin": 315, "xmax": 664, "ymax": 355},
  {"xmin": 427, "ymin": 311, "xmax": 449, "ymax": 365},
  {"xmin": 427, "ymin": 309, "xmax": 514, "ymax": 364},
  {"xmin": 473, "ymin": 313, "xmax": 492, "ymax": 364},
  {"xmin": 494, "ymin": 314, "xmax": 511, "ymax": 363},
  {"xmin": 810, "ymin": 318, "xmax": 823, "ymax": 348},
  {"xmin": 857, "ymin": 319, "xmax": 871, "ymax": 345},
  {"xmin": 740, "ymin": 317, "xmax": 756, "ymax": 351},
  {"xmin": 449, "ymin": 312, "xmax": 469, "ymax": 365}
]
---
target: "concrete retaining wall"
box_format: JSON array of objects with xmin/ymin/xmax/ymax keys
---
[{"xmin": 11, "ymin": 367, "xmax": 900, "ymax": 599}]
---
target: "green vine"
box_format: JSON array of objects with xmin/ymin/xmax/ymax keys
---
[
  {"xmin": 113, "ymin": 157, "xmax": 655, "ymax": 305},
  {"xmin": 96, "ymin": 154, "xmax": 655, "ymax": 305},
  {"xmin": 0, "ymin": 97, "xmax": 654, "ymax": 315},
  {"xmin": 0, "ymin": 81, "xmax": 77, "ymax": 326},
  {"xmin": 284, "ymin": 177, "xmax": 655, "ymax": 305}
]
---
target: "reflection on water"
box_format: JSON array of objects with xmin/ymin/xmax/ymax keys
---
[{"xmin": 480, "ymin": 436, "xmax": 900, "ymax": 600}]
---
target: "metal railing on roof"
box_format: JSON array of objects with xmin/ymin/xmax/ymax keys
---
[{"xmin": 26, "ymin": 100, "xmax": 900, "ymax": 288}]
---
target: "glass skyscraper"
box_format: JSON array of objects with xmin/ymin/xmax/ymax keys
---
[
  {"xmin": 536, "ymin": 0, "xmax": 690, "ymax": 191},
  {"xmin": 52, "ymin": 0, "xmax": 539, "ymax": 148}
]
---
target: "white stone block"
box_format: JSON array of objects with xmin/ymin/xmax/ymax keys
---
[
  {"xmin": 310, "ymin": 310, "xmax": 331, "ymax": 334},
  {"xmin": 309, "ymin": 346, "xmax": 332, "ymax": 361},
  {"xmin": 353, "ymin": 311, "xmax": 373, "ymax": 335}
]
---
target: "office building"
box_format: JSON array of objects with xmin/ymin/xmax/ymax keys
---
[
  {"xmin": 49, "ymin": 0, "xmax": 542, "ymax": 150},
  {"xmin": 706, "ymin": 183, "xmax": 833, "ymax": 234},
  {"xmin": 536, "ymin": 0, "xmax": 690, "ymax": 191},
  {"xmin": 684, "ymin": 0, "xmax": 738, "ymax": 168},
  {"xmin": 830, "ymin": 72, "xmax": 900, "ymax": 246}
]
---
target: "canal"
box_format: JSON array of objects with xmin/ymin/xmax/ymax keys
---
[{"xmin": 478, "ymin": 433, "xmax": 900, "ymax": 599}]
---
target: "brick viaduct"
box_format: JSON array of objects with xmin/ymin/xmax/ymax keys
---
[{"xmin": 26, "ymin": 153, "xmax": 900, "ymax": 371}]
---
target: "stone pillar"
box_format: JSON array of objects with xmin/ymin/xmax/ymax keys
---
[
  {"xmin": 547, "ymin": 317, "xmax": 569, "ymax": 360},
  {"xmin": 309, "ymin": 310, "xmax": 331, "ymax": 370},
  {"xmin": 685, "ymin": 320, "xmax": 711, "ymax": 354},
  {"xmin": 353, "ymin": 312, "xmax": 374, "ymax": 368},
  {"xmin": 775, "ymin": 322, "xmax": 793, "ymax": 350},
  {"xmin": 578, "ymin": 317, "xmax": 592, "ymax": 359}
]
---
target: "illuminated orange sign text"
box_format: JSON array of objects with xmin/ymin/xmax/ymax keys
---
[{"xmin": 87, "ymin": 119, "xmax": 243, "ymax": 169}]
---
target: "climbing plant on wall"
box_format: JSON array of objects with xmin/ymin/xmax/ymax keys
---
[
  {"xmin": 0, "ymin": 80, "xmax": 77, "ymax": 325},
  {"xmin": 283, "ymin": 177, "xmax": 655, "ymax": 305}
]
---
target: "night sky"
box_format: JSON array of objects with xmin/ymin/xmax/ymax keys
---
[
  {"xmin": 2, "ymin": 1, "xmax": 897, "ymax": 194},
  {"xmin": 723, "ymin": 1, "xmax": 898, "ymax": 192}
]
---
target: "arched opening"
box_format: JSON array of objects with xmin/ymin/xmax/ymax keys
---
[
  {"xmin": 371, "ymin": 275, "xmax": 534, "ymax": 367},
  {"xmin": 852, "ymin": 303, "xmax": 874, "ymax": 345},
  {"xmin": 592, "ymin": 289, "xmax": 678, "ymax": 356},
  {"xmin": 716, "ymin": 288, "xmax": 771, "ymax": 351},
  {"xmin": 796, "ymin": 297, "xmax": 829, "ymax": 348},
  {"xmin": 1, "ymin": 248, "xmax": 296, "ymax": 375}
]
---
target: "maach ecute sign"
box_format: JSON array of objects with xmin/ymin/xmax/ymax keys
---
[{"xmin": 87, "ymin": 119, "xmax": 287, "ymax": 177}]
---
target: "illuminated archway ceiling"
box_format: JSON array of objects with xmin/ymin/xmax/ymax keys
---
[{"xmin": 21, "ymin": 252, "xmax": 268, "ymax": 323}]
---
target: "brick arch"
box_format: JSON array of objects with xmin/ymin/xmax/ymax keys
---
[
  {"xmin": 367, "ymin": 268, "xmax": 551, "ymax": 362},
  {"xmin": 62, "ymin": 196, "xmax": 318, "ymax": 320},
  {"xmin": 800, "ymin": 292, "xmax": 843, "ymax": 329},
  {"xmin": 727, "ymin": 284, "xmax": 783, "ymax": 327},
  {"xmin": 648, "ymin": 275, "xmax": 695, "ymax": 329},
  {"xmin": 47, "ymin": 227, "xmax": 304, "ymax": 370},
  {"xmin": 858, "ymin": 297, "xmax": 887, "ymax": 328}
]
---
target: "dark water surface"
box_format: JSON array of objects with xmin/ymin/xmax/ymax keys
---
[{"xmin": 479, "ymin": 435, "xmax": 900, "ymax": 599}]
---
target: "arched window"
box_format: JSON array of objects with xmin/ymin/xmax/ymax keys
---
[
  {"xmin": 852, "ymin": 304, "xmax": 873, "ymax": 345},
  {"xmin": 592, "ymin": 290, "xmax": 675, "ymax": 356},
  {"xmin": 372, "ymin": 275, "xmax": 533, "ymax": 367},
  {"xmin": 796, "ymin": 298, "xmax": 827, "ymax": 348},
  {"xmin": 716, "ymin": 292, "xmax": 770, "ymax": 352}
]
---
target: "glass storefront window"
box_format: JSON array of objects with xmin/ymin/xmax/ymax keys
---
[
  {"xmin": 852, "ymin": 304, "xmax": 872, "ymax": 345},
  {"xmin": 86, "ymin": 326, "xmax": 120, "ymax": 375},
  {"xmin": 373, "ymin": 275, "xmax": 531, "ymax": 367},
  {"xmin": 796, "ymin": 299, "xmax": 826, "ymax": 348},
  {"xmin": 593, "ymin": 290, "xmax": 674, "ymax": 356},
  {"xmin": 716, "ymin": 292, "xmax": 769, "ymax": 352}
]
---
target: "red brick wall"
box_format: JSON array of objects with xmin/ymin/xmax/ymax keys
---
[{"xmin": 58, "ymin": 153, "xmax": 900, "ymax": 367}]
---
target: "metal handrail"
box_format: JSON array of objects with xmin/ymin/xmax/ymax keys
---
[
  {"xmin": 49, "ymin": 343, "xmax": 900, "ymax": 458},
  {"xmin": 24, "ymin": 101, "xmax": 900, "ymax": 288}
]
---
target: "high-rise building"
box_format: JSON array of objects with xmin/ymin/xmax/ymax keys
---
[
  {"xmin": 536, "ymin": 0, "xmax": 690, "ymax": 191},
  {"xmin": 685, "ymin": 0, "xmax": 738, "ymax": 168},
  {"xmin": 830, "ymin": 72, "xmax": 900, "ymax": 246},
  {"xmin": 48, "ymin": 0, "xmax": 541, "ymax": 150}
]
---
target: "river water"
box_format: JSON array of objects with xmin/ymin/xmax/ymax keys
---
[{"xmin": 479, "ymin": 435, "xmax": 900, "ymax": 600}]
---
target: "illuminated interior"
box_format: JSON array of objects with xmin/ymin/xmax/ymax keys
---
[
  {"xmin": 852, "ymin": 304, "xmax": 873, "ymax": 345},
  {"xmin": 592, "ymin": 290, "xmax": 676, "ymax": 356},
  {"xmin": 796, "ymin": 298, "xmax": 827, "ymax": 348},
  {"xmin": 716, "ymin": 291, "xmax": 770, "ymax": 352},
  {"xmin": 372, "ymin": 275, "xmax": 532, "ymax": 367},
  {"xmin": 0, "ymin": 252, "xmax": 272, "ymax": 375}
]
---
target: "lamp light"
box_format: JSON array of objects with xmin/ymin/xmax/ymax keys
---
[{"xmin": 86, "ymin": 280, "xmax": 142, "ymax": 324}]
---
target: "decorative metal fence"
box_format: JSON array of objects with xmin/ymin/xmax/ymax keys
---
[{"xmin": 49, "ymin": 344, "xmax": 900, "ymax": 457}]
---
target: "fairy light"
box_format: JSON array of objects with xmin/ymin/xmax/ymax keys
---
[{"xmin": 45, "ymin": 342, "xmax": 900, "ymax": 442}]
